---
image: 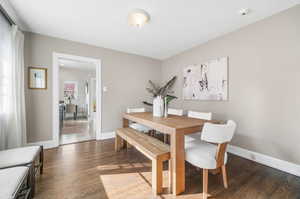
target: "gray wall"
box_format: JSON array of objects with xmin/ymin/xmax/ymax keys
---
[
  {"xmin": 162, "ymin": 5, "xmax": 300, "ymax": 164},
  {"xmin": 24, "ymin": 32, "xmax": 161, "ymax": 142},
  {"xmin": 24, "ymin": 5, "xmax": 300, "ymax": 165}
]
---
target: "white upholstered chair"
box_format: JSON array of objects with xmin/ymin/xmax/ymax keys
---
[
  {"xmin": 185, "ymin": 120, "xmax": 237, "ymax": 199},
  {"xmin": 127, "ymin": 108, "xmax": 152, "ymax": 133},
  {"xmin": 0, "ymin": 167, "xmax": 30, "ymax": 199},
  {"xmin": 188, "ymin": 111, "xmax": 212, "ymax": 120},
  {"xmin": 167, "ymin": 108, "xmax": 184, "ymax": 116},
  {"xmin": 185, "ymin": 111, "xmax": 212, "ymax": 142}
]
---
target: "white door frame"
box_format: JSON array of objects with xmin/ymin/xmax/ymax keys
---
[
  {"xmin": 52, "ymin": 52, "xmax": 102, "ymax": 147},
  {"xmin": 89, "ymin": 77, "xmax": 96, "ymax": 117}
]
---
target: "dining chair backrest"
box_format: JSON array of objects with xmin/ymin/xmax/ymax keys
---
[
  {"xmin": 201, "ymin": 120, "xmax": 237, "ymax": 144},
  {"xmin": 66, "ymin": 104, "xmax": 76, "ymax": 113},
  {"xmin": 127, "ymin": 107, "xmax": 146, "ymax": 113},
  {"xmin": 188, "ymin": 111, "xmax": 212, "ymax": 120},
  {"xmin": 168, "ymin": 108, "xmax": 184, "ymax": 116}
]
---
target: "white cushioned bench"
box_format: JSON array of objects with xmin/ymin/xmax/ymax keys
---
[
  {"xmin": 0, "ymin": 167, "xmax": 30, "ymax": 199},
  {"xmin": 0, "ymin": 146, "xmax": 44, "ymax": 198},
  {"xmin": 0, "ymin": 146, "xmax": 41, "ymax": 168}
]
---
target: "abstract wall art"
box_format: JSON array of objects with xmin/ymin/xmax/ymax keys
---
[{"xmin": 183, "ymin": 57, "xmax": 228, "ymax": 101}]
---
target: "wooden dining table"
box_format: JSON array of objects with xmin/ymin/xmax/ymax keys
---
[{"xmin": 123, "ymin": 112, "xmax": 220, "ymax": 195}]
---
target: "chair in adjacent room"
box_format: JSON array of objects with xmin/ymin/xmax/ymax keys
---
[{"xmin": 65, "ymin": 103, "xmax": 77, "ymax": 120}]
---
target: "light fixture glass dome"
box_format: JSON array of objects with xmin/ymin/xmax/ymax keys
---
[{"xmin": 128, "ymin": 9, "xmax": 150, "ymax": 28}]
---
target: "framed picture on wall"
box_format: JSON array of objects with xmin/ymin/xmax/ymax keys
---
[
  {"xmin": 183, "ymin": 57, "xmax": 228, "ymax": 101},
  {"xmin": 28, "ymin": 67, "xmax": 47, "ymax": 89},
  {"xmin": 63, "ymin": 81, "xmax": 78, "ymax": 103}
]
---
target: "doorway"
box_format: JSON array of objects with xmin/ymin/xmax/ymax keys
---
[{"xmin": 53, "ymin": 53, "xmax": 101, "ymax": 146}]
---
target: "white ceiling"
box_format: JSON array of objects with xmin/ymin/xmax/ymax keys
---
[
  {"xmin": 9, "ymin": 0, "xmax": 299, "ymax": 60},
  {"xmin": 59, "ymin": 58, "xmax": 96, "ymax": 72}
]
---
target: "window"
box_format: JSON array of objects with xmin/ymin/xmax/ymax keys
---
[
  {"xmin": 0, "ymin": 7, "xmax": 25, "ymax": 150},
  {"xmin": 0, "ymin": 11, "xmax": 11, "ymax": 114}
]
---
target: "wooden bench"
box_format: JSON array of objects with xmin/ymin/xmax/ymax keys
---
[{"xmin": 115, "ymin": 127, "xmax": 171, "ymax": 195}]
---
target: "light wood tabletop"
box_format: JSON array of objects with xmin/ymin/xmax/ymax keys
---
[{"xmin": 123, "ymin": 112, "xmax": 221, "ymax": 195}]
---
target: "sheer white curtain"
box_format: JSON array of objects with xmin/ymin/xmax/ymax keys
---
[{"xmin": 0, "ymin": 12, "xmax": 26, "ymax": 150}]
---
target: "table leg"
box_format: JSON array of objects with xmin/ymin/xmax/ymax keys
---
[
  {"xmin": 170, "ymin": 132, "xmax": 185, "ymax": 195},
  {"xmin": 168, "ymin": 160, "xmax": 172, "ymax": 194},
  {"xmin": 123, "ymin": 118, "xmax": 129, "ymax": 127}
]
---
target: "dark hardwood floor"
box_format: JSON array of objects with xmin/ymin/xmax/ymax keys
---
[{"xmin": 35, "ymin": 139, "xmax": 300, "ymax": 199}]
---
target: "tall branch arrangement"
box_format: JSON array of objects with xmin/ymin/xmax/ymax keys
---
[
  {"xmin": 146, "ymin": 76, "xmax": 177, "ymax": 97},
  {"xmin": 144, "ymin": 76, "xmax": 177, "ymax": 106}
]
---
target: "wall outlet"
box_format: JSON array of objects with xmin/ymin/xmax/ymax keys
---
[{"xmin": 103, "ymin": 86, "xmax": 108, "ymax": 92}]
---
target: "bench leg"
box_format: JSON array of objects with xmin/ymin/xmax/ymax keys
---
[
  {"xmin": 24, "ymin": 168, "xmax": 32, "ymax": 199},
  {"xmin": 29, "ymin": 164, "xmax": 36, "ymax": 198},
  {"xmin": 40, "ymin": 146, "xmax": 44, "ymax": 175},
  {"xmin": 152, "ymin": 159, "xmax": 163, "ymax": 195},
  {"xmin": 115, "ymin": 134, "xmax": 124, "ymax": 152}
]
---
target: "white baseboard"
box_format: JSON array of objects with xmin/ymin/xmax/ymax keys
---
[
  {"xmin": 27, "ymin": 131, "xmax": 116, "ymax": 149},
  {"xmin": 98, "ymin": 131, "xmax": 115, "ymax": 140},
  {"xmin": 228, "ymin": 145, "xmax": 300, "ymax": 177},
  {"xmin": 26, "ymin": 140, "xmax": 57, "ymax": 149}
]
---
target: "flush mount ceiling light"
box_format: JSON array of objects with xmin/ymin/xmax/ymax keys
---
[
  {"xmin": 128, "ymin": 9, "xmax": 150, "ymax": 28},
  {"xmin": 238, "ymin": 8, "xmax": 251, "ymax": 16}
]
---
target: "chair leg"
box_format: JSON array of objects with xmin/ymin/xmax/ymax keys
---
[
  {"xmin": 151, "ymin": 130, "xmax": 155, "ymax": 137},
  {"xmin": 221, "ymin": 165, "xmax": 228, "ymax": 188},
  {"xmin": 152, "ymin": 130, "xmax": 156, "ymax": 137},
  {"xmin": 127, "ymin": 142, "xmax": 133, "ymax": 149},
  {"xmin": 168, "ymin": 160, "xmax": 172, "ymax": 194},
  {"xmin": 187, "ymin": 163, "xmax": 192, "ymax": 190},
  {"xmin": 203, "ymin": 169, "xmax": 209, "ymax": 199},
  {"xmin": 152, "ymin": 159, "xmax": 163, "ymax": 195},
  {"xmin": 164, "ymin": 134, "xmax": 168, "ymax": 143}
]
